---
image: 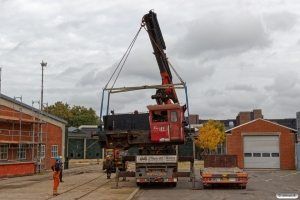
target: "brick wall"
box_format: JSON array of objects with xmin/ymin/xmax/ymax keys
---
[
  {"xmin": 227, "ymin": 119, "xmax": 295, "ymax": 169},
  {"xmin": 189, "ymin": 114, "xmax": 199, "ymax": 124},
  {"xmin": 0, "ymin": 105, "xmax": 63, "ymax": 170},
  {"xmin": 253, "ymin": 109, "xmax": 263, "ymax": 119}
]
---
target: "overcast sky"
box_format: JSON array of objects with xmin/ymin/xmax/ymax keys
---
[{"xmin": 1, "ymin": 0, "xmax": 299, "ymax": 120}]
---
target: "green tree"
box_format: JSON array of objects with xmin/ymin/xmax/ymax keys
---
[
  {"xmin": 44, "ymin": 102, "xmax": 99, "ymax": 127},
  {"xmin": 44, "ymin": 101, "xmax": 72, "ymax": 124},
  {"xmin": 194, "ymin": 119, "xmax": 225, "ymax": 155},
  {"xmin": 70, "ymin": 106, "xmax": 99, "ymax": 127}
]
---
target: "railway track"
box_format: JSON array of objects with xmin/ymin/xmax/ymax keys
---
[{"xmin": 45, "ymin": 173, "xmax": 111, "ymax": 200}]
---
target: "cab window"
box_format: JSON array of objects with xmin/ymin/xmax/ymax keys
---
[
  {"xmin": 171, "ymin": 111, "xmax": 177, "ymax": 122},
  {"xmin": 152, "ymin": 110, "xmax": 168, "ymax": 122}
]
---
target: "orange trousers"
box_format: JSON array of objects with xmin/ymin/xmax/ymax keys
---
[{"xmin": 53, "ymin": 171, "xmax": 60, "ymax": 195}]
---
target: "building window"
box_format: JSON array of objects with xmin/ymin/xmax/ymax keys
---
[
  {"xmin": 0, "ymin": 145, "xmax": 8, "ymax": 160},
  {"xmin": 244, "ymin": 153, "xmax": 252, "ymax": 157},
  {"xmin": 51, "ymin": 145, "xmax": 58, "ymax": 158},
  {"xmin": 38, "ymin": 145, "xmax": 45, "ymax": 158},
  {"xmin": 18, "ymin": 145, "xmax": 26, "ymax": 160}
]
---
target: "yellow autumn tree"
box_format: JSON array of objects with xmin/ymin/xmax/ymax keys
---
[{"xmin": 194, "ymin": 120, "xmax": 225, "ymax": 155}]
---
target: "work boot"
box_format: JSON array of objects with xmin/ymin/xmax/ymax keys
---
[
  {"xmin": 107, "ymin": 176, "xmax": 110, "ymax": 179},
  {"xmin": 60, "ymin": 180, "xmax": 64, "ymax": 182}
]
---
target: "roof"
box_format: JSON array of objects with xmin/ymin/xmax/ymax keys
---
[
  {"xmin": 0, "ymin": 94, "xmax": 67, "ymax": 124},
  {"xmin": 225, "ymin": 118, "xmax": 297, "ymax": 133},
  {"xmin": 68, "ymin": 126, "xmax": 84, "ymax": 133},
  {"xmin": 78, "ymin": 125, "xmax": 97, "ymax": 129}
]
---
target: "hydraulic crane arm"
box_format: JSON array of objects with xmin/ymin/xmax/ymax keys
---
[{"xmin": 142, "ymin": 10, "xmax": 179, "ymax": 105}]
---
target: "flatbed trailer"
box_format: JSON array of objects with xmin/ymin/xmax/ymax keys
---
[{"xmin": 200, "ymin": 155, "xmax": 248, "ymax": 189}]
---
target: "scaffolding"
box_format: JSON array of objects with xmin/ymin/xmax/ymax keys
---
[{"xmin": 0, "ymin": 97, "xmax": 48, "ymax": 172}]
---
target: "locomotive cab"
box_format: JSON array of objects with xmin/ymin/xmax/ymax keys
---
[{"xmin": 147, "ymin": 104, "xmax": 186, "ymax": 143}]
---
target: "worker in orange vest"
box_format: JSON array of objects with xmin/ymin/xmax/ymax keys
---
[{"xmin": 51, "ymin": 156, "xmax": 60, "ymax": 196}]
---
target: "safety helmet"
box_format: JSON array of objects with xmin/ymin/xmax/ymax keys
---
[
  {"xmin": 55, "ymin": 156, "xmax": 60, "ymax": 161},
  {"xmin": 60, "ymin": 156, "xmax": 62, "ymax": 159},
  {"xmin": 106, "ymin": 155, "xmax": 110, "ymax": 160}
]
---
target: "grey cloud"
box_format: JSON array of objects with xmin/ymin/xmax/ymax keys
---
[
  {"xmin": 265, "ymin": 72, "xmax": 298, "ymax": 93},
  {"xmin": 264, "ymin": 11, "xmax": 298, "ymax": 31},
  {"xmin": 57, "ymin": 67, "xmax": 83, "ymax": 77},
  {"xmin": 226, "ymin": 84, "xmax": 256, "ymax": 92},
  {"xmin": 174, "ymin": 11, "xmax": 271, "ymax": 59}
]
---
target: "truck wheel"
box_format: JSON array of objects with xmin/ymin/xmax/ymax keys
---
[
  {"xmin": 171, "ymin": 182, "xmax": 177, "ymax": 187},
  {"xmin": 137, "ymin": 182, "xmax": 142, "ymax": 187}
]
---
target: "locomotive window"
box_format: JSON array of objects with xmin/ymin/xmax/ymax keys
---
[
  {"xmin": 152, "ymin": 110, "xmax": 168, "ymax": 122},
  {"xmin": 171, "ymin": 111, "xmax": 177, "ymax": 122}
]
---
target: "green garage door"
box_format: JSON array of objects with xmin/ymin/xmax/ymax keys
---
[
  {"xmin": 68, "ymin": 139, "xmax": 84, "ymax": 159},
  {"xmin": 86, "ymin": 139, "xmax": 102, "ymax": 159}
]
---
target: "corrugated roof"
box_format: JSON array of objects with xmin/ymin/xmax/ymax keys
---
[
  {"xmin": 225, "ymin": 118, "xmax": 297, "ymax": 133},
  {"xmin": 0, "ymin": 94, "xmax": 67, "ymax": 124}
]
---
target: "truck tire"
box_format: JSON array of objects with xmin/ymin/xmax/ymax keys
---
[
  {"xmin": 137, "ymin": 182, "xmax": 142, "ymax": 187},
  {"xmin": 171, "ymin": 182, "xmax": 177, "ymax": 187}
]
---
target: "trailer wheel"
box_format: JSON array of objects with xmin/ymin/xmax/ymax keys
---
[
  {"xmin": 171, "ymin": 182, "xmax": 177, "ymax": 187},
  {"xmin": 237, "ymin": 184, "xmax": 246, "ymax": 189},
  {"xmin": 203, "ymin": 184, "xmax": 212, "ymax": 189},
  {"xmin": 137, "ymin": 182, "xmax": 143, "ymax": 187}
]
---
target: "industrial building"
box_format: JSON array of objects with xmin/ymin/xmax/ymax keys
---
[
  {"xmin": 0, "ymin": 94, "xmax": 67, "ymax": 178},
  {"xmin": 226, "ymin": 118, "xmax": 297, "ymax": 169},
  {"xmin": 67, "ymin": 125, "xmax": 102, "ymax": 160}
]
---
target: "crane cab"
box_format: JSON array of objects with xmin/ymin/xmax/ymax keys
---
[{"xmin": 147, "ymin": 104, "xmax": 186, "ymax": 143}]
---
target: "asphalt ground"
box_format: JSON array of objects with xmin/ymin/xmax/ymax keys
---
[{"xmin": 132, "ymin": 169, "xmax": 300, "ymax": 200}]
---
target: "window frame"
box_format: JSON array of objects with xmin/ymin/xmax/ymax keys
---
[
  {"xmin": 170, "ymin": 111, "xmax": 178, "ymax": 122},
  {"xmin": 51, "ymin": 145, "xmax": 58, "ymax": 158},
  {"xmin": 38, "ymin": 145, "xmax": 45, "ymax": 158},
  {"xmin": 0, "ymin": 144, "xmax": 8, "ymax": 160},
  {"xmin": 17, "ymin": 145, "xmax": 26, "ymax": 160},
  {"xmin": 244, "ymin": 153, "xmax": 252, "ymax": 157},
  {"xmin": 253, "ymin": 153, "xmax": 261, "ymax": 157}
]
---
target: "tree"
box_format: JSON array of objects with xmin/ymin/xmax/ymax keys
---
[
  {"xmin": 44, "ymin": 101, "xmax": 72, "ymax": 124},
  {"xmin": 195, "ymin": 119, "xmax": 225, "ymax": 155},
  {"xmin": 70, "ymin": 106, "xmax": 99, "ymax": 127},
  {"xmin": 44, "ymin": 102, "xmax": 99, "ymax": 127}
]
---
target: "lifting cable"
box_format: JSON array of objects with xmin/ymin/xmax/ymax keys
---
[
  {"xmin": 142, "ymin": 25, "xmax": 185, "ymax": 84},
  {"xmin": 104, "ymin": 22, "xmax": 184, "ymax": 91},
  {"xmin": 104, "ymin": 26, "xmax": 143, "ymax": 90}
]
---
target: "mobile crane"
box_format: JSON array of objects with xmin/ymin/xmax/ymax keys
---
[{"xmin": 95, "ymin": 10, "xmax": 197, "ymax": 188}]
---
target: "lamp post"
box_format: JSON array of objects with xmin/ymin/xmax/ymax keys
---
[
  {"xmin": 40, "ymin": 61, "xmax": 47, "ymax": 110},
  {"xmin": 40, "ymin": 61, "xmax": 47, "ymax": 173}
]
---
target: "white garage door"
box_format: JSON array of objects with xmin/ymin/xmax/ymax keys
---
[{"xmin": 244, "ymin": 135, "xmax": 280, "ymax": 168}]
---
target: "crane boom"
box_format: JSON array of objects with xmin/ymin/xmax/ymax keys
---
[{"xmin": 143, "ymin": 10, "xmax": 179, "ymax": 105}]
